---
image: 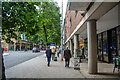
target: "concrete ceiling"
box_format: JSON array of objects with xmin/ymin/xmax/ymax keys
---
[
  {"xmin": 66, "ymin": 2, "xmax": 119, "ymax": 43},
  {"xmin": 68, "ymin": 2, "xmax": 91, "ymax": 11},
  {"xmin": 88, "ymin": 2, "xmax": 118, "ymax": 20},
  {"xmin": 72, "ymin": 2, "xmax": 118, "ymax": 40}
]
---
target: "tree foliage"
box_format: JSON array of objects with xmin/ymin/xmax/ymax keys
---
[{"xmin": 2, "ymin": 1, "xmax": 61, "ymax": 45}]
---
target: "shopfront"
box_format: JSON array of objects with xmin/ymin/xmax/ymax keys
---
[
  {"xmin": 9, "ymin": 43, "xmax": 14, "ymax": 51},
  {"xmin": 117, "ymin": 26, "xmax": 120, "ymax": 57},
  {"xmin": 84, "ymin": 39, "xmax": 88, "ymax": 60},
  {"xmin": 83, "ymin": 26, "xmax": 120, "ymax": 63},
  {"xmin": 97, "ymin": 26, "xmax": 120, "ymax": 63},
  {"xmin": 30, "ymin": 43, "xmax": 33, "ymax": 50},
  {"xmin": 16, "ymin": 43, "xmax": 20, "ymax": 51},
  {"xmin": 21, "ymin": 43, "xmax": 25, "ymax": 51}
]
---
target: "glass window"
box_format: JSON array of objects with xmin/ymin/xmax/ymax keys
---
[
  {"xmin": 98, "ymin": 34, "xmax": 102, "ymax": 60},
  {"xmin": 103, "ymin": 31, "xmax": 108, "ymax": 62},
  {"xmin": 118, "ymin": 27, "xmax": 120, "ymax": 56},
  {"xmin": 111, "ymin": 29, "xmax": 117, "ymax": 58}
]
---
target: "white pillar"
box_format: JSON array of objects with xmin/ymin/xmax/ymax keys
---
[
  {"xmin": 70, "ymin": 39, "xmax": 73, "ymax": 55},
  {"xmin": 67, "ymin": 41, "xmax": 70, "ymax": 49},
  {"xmin": 74, "ymin": 34, "xmax": 79, "ymax": 58},
  {"xmin": 87, "ymin": 19, "xmax": 97, "ymax": 74}
]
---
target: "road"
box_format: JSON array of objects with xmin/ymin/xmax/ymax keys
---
[{"xmin": 3, "ymin": 50, "xmax": 45, "ymax": 69}]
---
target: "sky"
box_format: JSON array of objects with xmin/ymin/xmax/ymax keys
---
[{"xmin": 54, "ymin": 0, "xmax": 68, "ymax": 21}]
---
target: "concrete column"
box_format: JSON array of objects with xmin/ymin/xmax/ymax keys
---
[
  {"xmin": 70, "ymin": 39, "xmax": 73, "ymax": 55},
  {"xmin": 74, "ymin": 34, "xmax": 79, "ymax": 58},
  {"xmin": 68, "ymin": 41, "xmax": 70, "ymax": 49},
  {"xmin": 20, "ymin": 43, "xmax": 22, "ymax": 51},
  {"xmin": 87, "ymin": 19, "xmax": 97, "ymax": 74}
]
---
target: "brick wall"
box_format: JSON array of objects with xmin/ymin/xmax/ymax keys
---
[{"xmin": 65, "ymin": 7, "xmax": 83, "ymax": 41}]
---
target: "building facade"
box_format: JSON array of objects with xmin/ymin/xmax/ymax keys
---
[
  {"xmin": 62, "ymin": 1, "xmax": 120, "ymax": 73},
  {"xmin": 1, "ymin": 32, "xmax": 34, "ymax": 51}
]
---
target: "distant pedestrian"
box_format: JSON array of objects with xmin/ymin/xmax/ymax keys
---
[
  {"xmin": 46, "ymin": 46, "xmax": 52, "ymax": 67},
  {"xmin": 64, "ymin": 46, "xmax": 71, "ymax": 67},
  {"xmin": 81, "ymin": 46, "xmax": 85, "ymax": 59},
  {"xmin": 51, "ymin": 44, "xmax": 56, "ymax": 60},
  {"xmin": 2, "ymin": 47, "xmax": 4, "ymax": 54},
  {"xmin": 59, "ymin": 46, "xmax": 62, "ymax": 54}
]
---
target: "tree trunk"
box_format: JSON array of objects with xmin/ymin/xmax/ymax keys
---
[{"xmin": 43, "ymin": 24, "xmax": 48, "ymax": 46}]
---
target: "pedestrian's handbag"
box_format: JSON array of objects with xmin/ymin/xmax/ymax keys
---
[{"xmin": 54, "ymin": 57, "xmax": 57, "ymax": 61}]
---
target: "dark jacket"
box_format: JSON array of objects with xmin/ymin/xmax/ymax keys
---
[
  {"xmin": 46, "ymin": 48, "xmax": 52, "ymax": 58},
  {"xmin": 2, "ymin": 48, "xmax": 4, "ymax": 54},
  {"xmin": 64, "ymin": 49, "xmax": 71, "ymax": 59}
]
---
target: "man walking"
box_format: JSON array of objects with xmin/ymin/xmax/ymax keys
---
[
  {"xmin": 46, "ymin": 46, "xmax": 52, "ymax": 67},
  {"xmin": 64, "ymin": 46, "xmax": 71, "ymax": 67},
  {"xmin": 51, "ymin": 44, "xmax": 56, "ymax": 60}
]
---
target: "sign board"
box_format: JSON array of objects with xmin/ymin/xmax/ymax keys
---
[{"xmin": 74, "ymin": 57, "xmax": 80, "ymax": 70}]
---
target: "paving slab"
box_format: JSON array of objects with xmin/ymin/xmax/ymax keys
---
[
  {"xmin": 6, "ymin": 54, "xmax": 84, "ymax": 78},
  {"xmin": 5, "ymin": 54, "xmax": 120, "ymax": 79}
]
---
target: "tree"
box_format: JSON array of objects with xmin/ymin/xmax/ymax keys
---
[
  {"xmin": 2, "ymin": 2, "xmax": 61, "ymax": 80},
  {"xmin": 2, "ymin": 2, "xmax": 40, "ymax": 43},
  {"xmin": 37, "ymin": 2, "xmax": 61, "ymax": 45},
  {"xmin": 2, "ymin": 2, "xmax": 61, "ymax": 46}
]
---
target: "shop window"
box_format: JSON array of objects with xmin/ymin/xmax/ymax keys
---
[
  {"xmin": 103, "ymin": 31, "xmax": 108, "ymax": 62},
  {"xmin": 111, "ymin": 29, "xmax": 117, "ymax": 57},
  {"xmin": 98, "ymin": 34, "xmax": 102, "ymax": 61},
  {"xmin": 118, "ymin": 27, "xmax": 120, "ymax": 56}
]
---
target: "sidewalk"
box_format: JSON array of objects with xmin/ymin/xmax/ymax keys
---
[{"xmin": 5, "ymin": 53, "xmax": 120, "ymax": 79}]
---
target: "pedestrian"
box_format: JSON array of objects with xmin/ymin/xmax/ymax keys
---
[
  {"xmin": 51, "ymin": 44, "xmax": 56, "ymax": 60},
  {"xmin": 64, "ymin": 46, "xmax": 71, "ymax": 67},
  {"xmin": 46, "ymin": 46, "xmax": 52, "ymax": 67},
  {"xmin": 2, "ymin": 47, "xmax": 4, "ymax": 54},
  {"xmin": 81, "ymin": 46, "xmax": 84, "ymax": 59}
]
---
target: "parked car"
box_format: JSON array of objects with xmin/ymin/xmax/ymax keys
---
[{"xmin": 32, "ymin": 47, "xmax": 40, "ymax": 53}]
